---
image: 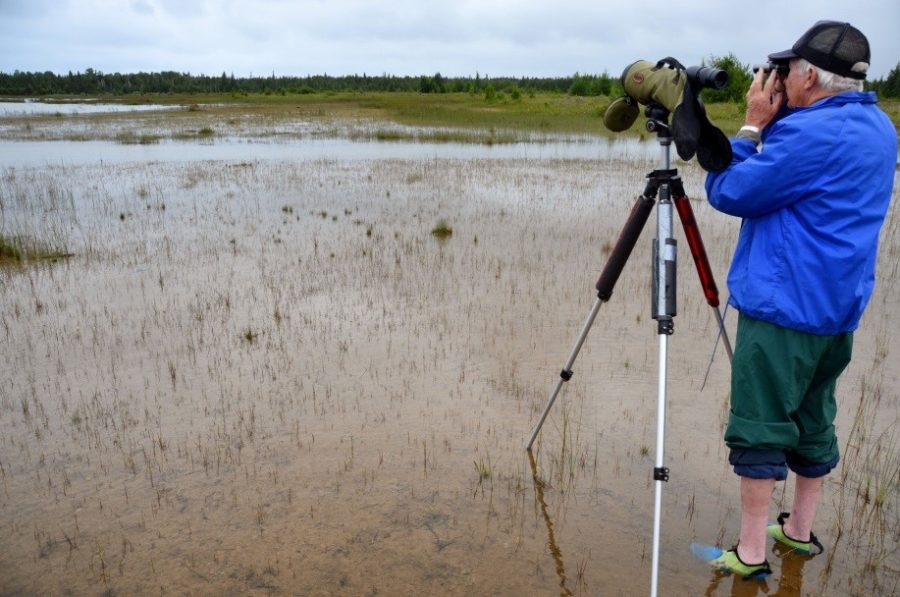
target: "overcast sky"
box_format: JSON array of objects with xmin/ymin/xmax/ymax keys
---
[{"xmin": 2, "ymin": 0, "xmax": 899, "ymax": 80}]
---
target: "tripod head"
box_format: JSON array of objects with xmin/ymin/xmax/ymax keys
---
[
  {"xmin": 642, "ymin": 102, "xmax": 678, "ymax": 173},
  {"xmin": 644, "ymin": 103, "xmax": 672, "ymax": 138}
]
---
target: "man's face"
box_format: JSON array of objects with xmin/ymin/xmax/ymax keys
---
[{"xmin": 781, "ymin": 58, "xmax": 814, "ymax": 108}]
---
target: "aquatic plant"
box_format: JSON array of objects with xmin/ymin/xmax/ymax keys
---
[{"xmin": 430, "ymin": 219, "xmax": 452, "ymax": 238}]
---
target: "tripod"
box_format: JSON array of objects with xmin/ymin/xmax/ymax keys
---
[{"xmin": 525, "ymin": 104, "xmax": 733, "ymax": 597}]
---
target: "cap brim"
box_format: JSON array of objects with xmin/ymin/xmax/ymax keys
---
[{"xmin": 767, "ymin": 49, "xmax": 797, "ymax": 62}]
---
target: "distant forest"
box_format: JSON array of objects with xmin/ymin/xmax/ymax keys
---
[
  {"xmin": 0, "ymin": 69, "xmax": 621, "ymax": 97},
  {"xmin": 1, "ymin": 62, "xmax": 899, "ymax": 98}
]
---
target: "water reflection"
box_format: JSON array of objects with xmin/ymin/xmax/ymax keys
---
[
  {"xmin": 527, "ymin": 449, "xmax": 574, "ymax": 597},
  {"xmin": 702, "ymin": 572, "xmax": 771, "ymax": 596},
  {"xmin": 768, "ymin": 544, "xmax": 813, "ymax": 596},
  {"xmin": 700, "ymin": 543, "xmax": 814, "ymax": 596}
]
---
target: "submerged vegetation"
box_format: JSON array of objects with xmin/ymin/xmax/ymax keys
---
[
  {"xmin": 0, "ymin": 233, "xmax": 72, "ymax": 264},
  {"xmin": 1, "ymin": 172, "xmax": 76, "ymax": 266},
  {"xmin": 0, "ymin": 234, "xmax": 22, "ymax": 261},
  {"xmin": 431, "ymin": 220, "xmax": 453, "ymax": 239}
]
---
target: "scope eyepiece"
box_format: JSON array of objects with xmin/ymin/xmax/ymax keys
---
[{"xmin": 685, "ymin": 66, "xmax": 729, "ymax": 90}]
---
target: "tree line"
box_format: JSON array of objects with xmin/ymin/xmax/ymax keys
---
[
  {"xmin": 0, "ymin": 68, "xmax": 620, "ymax": 98},
  {"xmin": 866, "ymin": 62, "xmax": 900, "ymax": 98},
  {"xmin": 1, "ymin": 60, "xmax": 897, "ymax": 99}
]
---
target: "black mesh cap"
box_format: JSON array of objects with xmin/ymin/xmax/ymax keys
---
[{"xmin": 768, "ymin": 20, "xmax": 870, "ymax": 80}]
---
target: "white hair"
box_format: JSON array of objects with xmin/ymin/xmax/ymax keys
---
[{"xmin": 795, "ymin": 58, "xmax": 865, "ymax": 92}]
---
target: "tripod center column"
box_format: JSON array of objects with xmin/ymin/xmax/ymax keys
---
[{"xmin": 652, "ymin": 181, "xmax": 677, "ymax": 334}]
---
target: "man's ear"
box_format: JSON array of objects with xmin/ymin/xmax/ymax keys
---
[{"xmin": 804, "ymin": 66, "xmax": 818, "ymax": 90}]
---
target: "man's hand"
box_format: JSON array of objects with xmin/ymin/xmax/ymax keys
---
[{"xmin": 744, "ymin": 68, "xmax": 785, "ymax": 130}]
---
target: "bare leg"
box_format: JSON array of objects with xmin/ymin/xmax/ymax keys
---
[
  {"xmin": 737, "ymin": 477, "xmax": 775, "ymax": 564},
  {"xmin": 783, "ymin": 474, "xmax": 824, "ymax": 541}
]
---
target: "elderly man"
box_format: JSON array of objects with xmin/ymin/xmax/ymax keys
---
[{"xmin": 702, "ymin": 21, "xmax": 897, "ymax": 577}]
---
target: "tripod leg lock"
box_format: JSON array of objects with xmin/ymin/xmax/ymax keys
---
[
  {"xmin": 657, "ymin": 320, "xmax": 674, "ymax": 335},
  {"xmin": 653, "ymin": 466, "xmax": 670, "ymax": 482},
  {"xmin": 560, "ymin": 369, "xmax": 573, "ymax": 381}
]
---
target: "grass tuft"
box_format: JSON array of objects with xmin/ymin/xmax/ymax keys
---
[
  {"xmin": 431, "ymin": 220, "xmax": 453, "ymax": 239},
  {"xmin": 474, "ymin": 458, "xmax": 491, "ymax": 480},
  {"xmin": 0, "ymin": 234, "xmax": 72, "ymax": 264},
  {"xmin": 116, "ymin": 131, "xmax": 161, "ymax": 145},
  {"xmin": 0, "ymin": 235, "xmax": 24, "ymax": 262}
]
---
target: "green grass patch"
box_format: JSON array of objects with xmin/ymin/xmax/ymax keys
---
[
  {"xmin": 345, "ymin": 92, "xmax": 619, "ymax": 135},
  {"xmin": 0, "ymin": 235, "xmax": 23, "ymax": 262},
  {"xmin": 162, "ymin": 92, "xmax": 900, "ymax": 135},
  {"xmin": 360, "ymin": 127, "xmax": 520, "ymax": 145},
  {"xmin": 65, "ymin": 91, "xmax": 626, "ymax": 137},
  {"xmin": 116, "ymin": 131, "xmax": 162, "ymax": 145},
  {"xmin": 0, "ymin": 234, "xmax": 73, "ymax": 264},
  {"xmin": 172, "ymin": 126, "xmax": 215, "ymax": 140},
  {"xmin": 431, "ymin": 220, "xmax": 453, "ymax": 239},
  {"xmin": 15, "ymin": 91, "xmax": 900, "ymax": 140}
]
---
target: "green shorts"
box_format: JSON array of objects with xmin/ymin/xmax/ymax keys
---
[{"xmin": 725, "ymin": 313, "xmax": 852, "ymax": 479}]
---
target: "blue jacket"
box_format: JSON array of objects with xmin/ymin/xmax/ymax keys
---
[{"xmin": 705, "ymin": 91, "xmax": 897, "ymax": 335}]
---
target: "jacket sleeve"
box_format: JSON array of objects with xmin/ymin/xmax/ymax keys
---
[{"xmin": 704, "ymin": 118, "xmax": 834, "ymax": 218}]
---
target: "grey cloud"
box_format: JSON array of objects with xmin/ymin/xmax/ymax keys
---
[{"xmin": 1, "ymin": 0, "xmax": 898, "ymax": 78}]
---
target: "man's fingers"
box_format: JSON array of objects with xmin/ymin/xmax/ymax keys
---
[
  {"xmin": 747, "ymin": 68, "xmax": 766, "ymax": 102},
  {"xmin": 753, "ymin": 68, "xmax": 766, "ymax": 87}
]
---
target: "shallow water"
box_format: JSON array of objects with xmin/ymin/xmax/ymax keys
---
[
  {"xmin": 0, "ymin": 135, "xmax": 656, "ymax": 169},
  {"xmin": 0, "ymin": 124, "xmax": 898, "ymax": 596},
  {"xmin": 0, "ymin": 100, "xmax": 180, "ymax": 116}
]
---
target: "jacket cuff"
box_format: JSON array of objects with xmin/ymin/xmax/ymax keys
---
[{"xmin": 736, "ymin": 126, "xmax": 762, "ymax": 145}]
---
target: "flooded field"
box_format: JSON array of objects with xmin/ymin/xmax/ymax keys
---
[
  {"xmin": 1, "ymin": 106, "xmax": 899, "ymax": 596},
  {"xmin": 0, "ymin": 100, "xmax": 182, "ymax": 117}
]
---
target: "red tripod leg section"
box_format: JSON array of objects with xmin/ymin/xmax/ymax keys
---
[{"xmin": 673, "ymin": 194, "xmax": 720, "ymax": 308}]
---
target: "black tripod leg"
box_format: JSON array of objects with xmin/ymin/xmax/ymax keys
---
[
  {"xmin": 596, "ymin": 194, "xmax": 656, "ymax": 300},
  {"xmin": 672, "ymin": 192, "xmax": 733, "ymax": 360},
  {"xmin": 526, "ymin": 193, "xmax": 656, "ymax": 450}
]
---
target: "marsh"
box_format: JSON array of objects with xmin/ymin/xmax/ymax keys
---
[{"xmin": 1, "ymin": 101, "xmax": 897, "ymax": 596}]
